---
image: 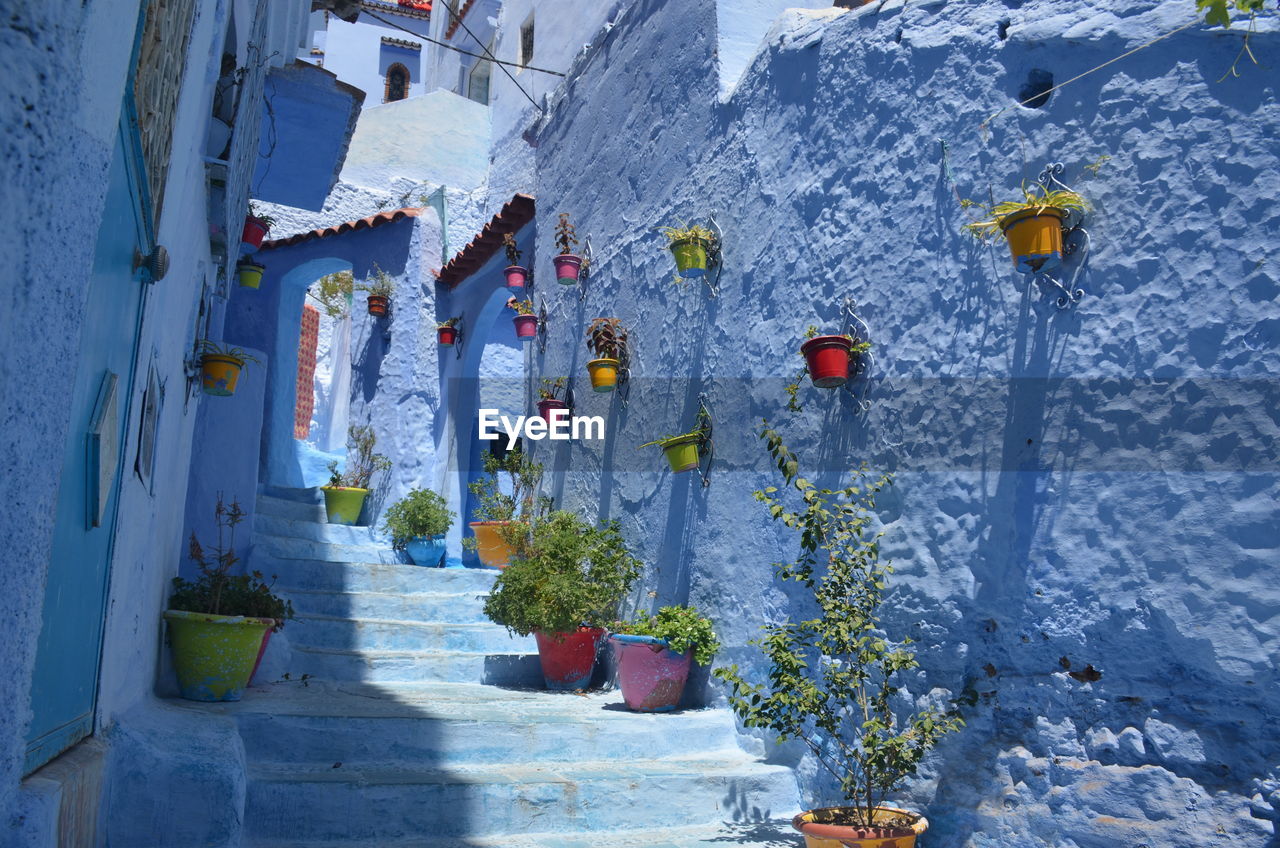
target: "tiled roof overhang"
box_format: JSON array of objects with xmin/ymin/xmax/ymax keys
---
[
  {"xmin": 435, "ymin": 193, "xmax": 535, "ymax": 287},
  {"xmin": 443, "ymin": 0, "xmax": 475, "ymax": 39},
  {"xmin": 261, "ymin": 207, "xmax": 423, "ymax": 250}
]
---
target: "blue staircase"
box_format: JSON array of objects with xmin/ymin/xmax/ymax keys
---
[{"xmin": 183, "ymin": 486, "xmax": 801, "ymax": 846}]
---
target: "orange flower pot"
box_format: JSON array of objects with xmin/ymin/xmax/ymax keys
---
[
  {"xmin": 999, "ymin": 207, "xmax": 1066, "ymax": 273},
  {"xmin": 469, "ymin": 521, "xmax": 516, "ymax": 568},
  {"xmin": 792, "ymin": 807, "xmax": 928, "ymax": 848},
  {"xmin": 200, "ymin": 354, "xmax": 245, "ymax": 397}
]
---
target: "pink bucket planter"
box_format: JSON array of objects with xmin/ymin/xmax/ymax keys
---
[
  {"xmin": 610, "ymin": 634, "xmax": 693, "ymax": 712},
  {"xmin": 504, "ymin": 265, "xmax": 529, "ymax": 289},
  {"xmin": 513, "ymin": 314, "xmax": 538, "ymax": 341},
  {"xmin": 537, "ymin": 398, "xmax": 569, "ymax": 425},
  {"xmin": 554, "ymin": 254, "xmax": 583, "ymax": 285}
]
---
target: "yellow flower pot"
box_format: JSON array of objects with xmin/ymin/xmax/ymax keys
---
[
  {"xmin": 200, "ymin": 354, "xmax": 245, "ymax": 397},
  {"xmin": 163, "ymin": 610, "xmax": 275, "ymax": 702},
  {"xmin": 792, "ymin": 806, "xmax": 928, "ymax": 848},
  {"xmin": 237, "ymin": 262, "xmax": 265, "ymax": 289},
  {"xmin": 470, "ymin": 521, "xmax": 516, "ymax": 568},
  {"xmin": 670, "ymin": 238, "xmax": 710, "ymax": 277},
  {"xmin": 999, "ymin": 206, "xmax": 1066, "ymax": 273},
  {"xmin": 586, "ymin": 358, "xmax": 620, "ymax": 392}
]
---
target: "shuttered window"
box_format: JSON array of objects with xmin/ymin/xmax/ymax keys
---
[{"xmin": 132, "ymin": 0, "xmax": 196, "ymax": 228}]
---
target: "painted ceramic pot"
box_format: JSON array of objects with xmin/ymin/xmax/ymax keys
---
[
  {"xmin": 164, "ymin": 610, "xmax": 275, "ymax": 702},
  {"xmin": 241, "ymin": 216, "xmax": 270, "ymax": 249},
  {"xmin": 513, "ymin": 314, "xmax": 539, "ymax": 340},
  {"xmin": 800, "ymin": 335, "xmax": 854, "ymax": 388},
  {"xmin": 438, "ymin": 326, "xmax": 458, "ymax": 346},
  {"xmin": 534, "ymin": 627, "xmax": 604, "ymax": 690},
  {"xmin": 469, "ymin": 521, "xmax": 515, "ymax": 568},
  {"xmin": 610, "ymin": 634, "xmax": 692, "ymax": 712},
  {"xmin": 405, "ymin": 535, "xmax": 447, "ymax": 568},
  {"xmin": 658, "ymin": 434, "xmax": 701, "ymax": 473},
  {"xmin": 249, "ymin": 628, "xmax": 273, "ymax": 685},
  {"xmin": 999, "ymin": 206, "xmax": 1066, "ymax": 274},
  {"xmin": 504, "ymin": 265, "xmax": 529, "ymax": 288},
  {"xmin": 537, "ymin": 398, "xmax": 569, "ymax": 425},
  {"xmin": 321, "ymin": 486, "xmax": 369, "ymax": 526},
  {"xmin": 792, "ymin": 806, "xmax": 928, "ymax": 848},
  {"xmin": 236, "ymin": 261, "xmax": 265, "ymax": 289},
  {"xmin": 367, "ymin": 295, "xmax": 390, "ymax": 317},
  {"xmin": 586, "ymin": 358, "xmax": 620, "ymax": 392},
  {"xmin": 669, "ymin": 238, "xmax": 710, "ymax": 277},
  {"xmin": 200, "ymin": 354, "xmax": 245, "ymax": 397},
  {"xmin": 553, "ymin": 254, "xmax": 582, "ymax": 285}
]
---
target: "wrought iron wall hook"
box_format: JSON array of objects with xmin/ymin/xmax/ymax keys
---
[
  {"xmin": 536, "ymin": 298, "xmax": 549, "ymax": 354},
  {"xmin": 579, "ymin": 235, "xmax": 594, "ymax": 302},
  {"xmin": 453, "ymin": 311, "xmax": 465, "ymax": 360},
  {"xmin": 1034, "ymin": 225, "xmax": 1090, "ymax": 309},
  {"xmin": 704, "ymin": 214, "xmax": 725, "ymax": 298},
  {"xmin": 1037, "ymin": 161, "xmax": 1085, "ymax": 229},
  {"xmin": 839, "ymin": 297, "xmax": 874, "ymax": 410},
  {"xmin": 692, "ymin": 392, "xmax": 715, "ymax": 488}
]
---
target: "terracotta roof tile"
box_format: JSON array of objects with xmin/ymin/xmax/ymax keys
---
[
  {"xmin": 444, "ymin": 0, "xmax": 476, "ymax": 39},
  {"xmin": 261, "ymin": 207, "xmax": 424, "ymax": 250},
  {"xmin": 435, "ymin": 193, "xmax": 535, "ymax": 287}
]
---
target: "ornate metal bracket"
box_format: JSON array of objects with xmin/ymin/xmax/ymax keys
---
[
  {"xmin": 692, "ymin": 392, "xmax": 714, "ymax": 488},
  {"xmin": 578, "ymin": 235, "xmax": 594, "ymax": 303},
  {"xmin": 453, "ymin": 311, "xmax": 465, "ymax": 361},
  {"xmin": 840, "ymin": 297, "xmax": 874, "ymax": 412},
  {"xmin": 702, "ymin": 214, "xmax": 725, "ymax": 298},
  {"xmin": 536, "ymin": 298, "xmax": 549, "ymax": 354},
  {"xmin": 1031, "ymin": 162, "xmax": 1090, "ymax": 309}
]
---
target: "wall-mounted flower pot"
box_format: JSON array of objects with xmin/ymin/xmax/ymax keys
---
[
  {"xmin": 236, "ymin": 261, "xmax": 265, "ymax": 289},
  {"xmin": 999, "ymin": 206, "xmax": 1066, "ymax": 273},
  {"xmin": 513, "ymin": 314, "xmax": 539, "ymax": 340},
  {"xmin": 469, "ymin": 520, "xmax": 515, "ymax": 568},
  {"xmin": 553, "ymin": 254, "xmax": 582, "ymax": 285},
  {"xmin": 535, "ymin": 627, "xmax": 604, "ymax": 690},
  {"xmin": 586, "ymin": 357, "xmax": 620, "ymax": 392},
  {"xmin": 241, "ymin": 216, "xmax": 270, "ymax": 249},
  {"xmin": 438, "ymin": 326, "xmax": 458, "ymax": 346},
  {"xmin": 800, "ymin": 335, "xmax": 854, "ymax": 388},
  {"xmin": 610, "ymin": 634, "xmax": 692, "ymax": 712},
  {"xmin": 658, "ymin": 434, "xmax": 701, "ymax": 473},
  {"xmin": 537, "ymin": 398, "xmax": 569, "ymax": 425},
  {"xmin": 405, "ymin": 535, "xmax": 447, "ymax": 568},
  {"xmin": 792, "ymin": 807, "xmax": 928, "ymax": 848},
  {"xmin": 163, "ymin": 609, "xmax": 275, "ymax": 701},
  {"xmin": 367, "ymin": 295, "xmax": 390, "ymax": 317},
  {"xmin": 669, "ymin": 238, "xmax": 709, "ymax": 278},
  {"xmin": 504, "ymin": 265, "xmax": 529, "ymax": 289},
  {"xmin": 321, "ymin": 486, "xmax": 369, "ymax": 525},
  {"xmin": 200, "ymin": 354, "xmax": 246, "ymax": 396}
]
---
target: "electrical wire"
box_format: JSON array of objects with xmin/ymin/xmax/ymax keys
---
[{"xmin": 430, "ymin": 1, "xmax": 546, "ymax": 110}]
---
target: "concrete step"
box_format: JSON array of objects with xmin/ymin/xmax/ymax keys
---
[
  {"xmin": 256, "ymin": 532, "xmax": 400, "ymax": 564},
  {"xmin": 184, "ymin": 681, "xmax": 745, "ymax": 768},
  {"xmin": 245, "ymin": 818, "xmax": 801, "ymax": 847},
  {"xmin": 260, "ymin": 485, "xmax": 325, "ymax": 504},
  {"xmin": 287, "ymin": 616, "xmax": 534, "ymax": 654},
  {"xmin": 289, "ymin": 645, "xmax": 543, "ymax": 686},
  {"xmin": 256, "ymin": 493, "xmax": 329, "ymax": 524},
  {"xmin": 243, "ymin": 756, "xmax": 799, "ymax": 841},
  {"xmin": 252, "ymin": 557, "xmax": 498, "ymax": 595},
  {"xmin": 255, "ymin": 513, "xmax": 387, "ymax": 547},
  {"xmin": 282, "ymin": 589, "xmax": 491, "ymax": 623}
]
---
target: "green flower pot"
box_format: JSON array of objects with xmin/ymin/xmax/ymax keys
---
[
  {"xmin": 321, "ymin": 486, "xmax": 369, "ymax": 525},
  {"xmin": 660, "ymin": 435, "xmax": 701, "ymax": 473},
  {"xmin": 669, "ymin": 238, "xmax": 709, "ymax": 278},
  {"xmin": 163, "ymin": 610, "xmax": 275, "ymax": 702}
]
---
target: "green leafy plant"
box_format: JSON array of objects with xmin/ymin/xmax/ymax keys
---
[
  {"xmin": 713, "ymin": 423, "xmax": 964, "ymax": 828},
  {"xmin": 503, "ymin": 233, "xmax": 523, "ymax": 266},
  {"xmin": 168, "ymin": 495, "xmax": 293, "ymax": 631},
  {"xmin": 1198, "ymin": 0, "xmax": 1272, "ymax": 78},
  {"xmin": 357, "ymin": 262, "xmax": 395, "ymax": 299},
  {"xmin": 438, "ymin": 316, "xmax": 460, "ymax": 329},
  {"xmin": 313, "ymin": 271, "xmax": 354, "ymax": 319},
  {"xmin": 611, "ymin": 605, "xmax": 720, "ymax": 666},
  {"xmin": 586, "ymin": 318, "xmax": 628, "ymax": 361},
  {"xmin": 961, "ymin": 185, "xmax": 1087, "ymax": 242},
  {"xmin": 325, "ymin": 423, "xmax": 392, "ymax": 489},
  {"xmin": 554, "ymin": 212, "xmax": 579, "ymax": 255},
  {"xmin": 248, "ymin": 202, "xmax": 277, "ymax": 230},
  {"xmin": 483, "ymin": 511, "xmax": 641, "ymax": 637},
  {"xmin": 507, "ymin": 297, "xmax": 535, "ymax": 316},
  {"xmin": 381, "ymin": 488, "xmax": 454, "ymax": 551},
  {"xmin": 197, "ymin": 340, "xmax": 261, "ymax": 371},
  {"xmin": 784, "ymin": 326, "xmax": 873, "ymax": 413},
  {"xmin": 538, "ymin": 377, "xmax": 567, "ymax": 401},
  {"xmin": 464, "ymin": 446, "xmax": 551, "ymax": 558}
]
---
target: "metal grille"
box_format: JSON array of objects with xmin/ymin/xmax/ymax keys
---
[{"xmin": 132, "ymin": 0, "xmax": 196, "ymax": 229}]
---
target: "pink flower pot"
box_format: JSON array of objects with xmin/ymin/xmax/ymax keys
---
[
  {"xmin": 513, "ymin": 314, "xmax": 538, "ymax": 340},
  {"xmin": 554, "ymin": 254, "xmax": 582, "ymax": 285},
  {"xmin": 504, "ymin": 265, "xmax": 528, "ymax": 289},
  {"xmin": 610, "ymin": 634, "xmax": 693, "ymax": 712},
  {"xmin": 537, "ymin": 398, "xmax": 569, "ymax": 425}
]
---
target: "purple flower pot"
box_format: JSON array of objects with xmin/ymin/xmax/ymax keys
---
[{"xmin": 610, "ymin": 634, "xmax": 692, "ymax": 712}]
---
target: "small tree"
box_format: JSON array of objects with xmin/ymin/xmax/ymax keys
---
[
  {"xmin": 382, "ymin": 488, "xmax": 454, "ymax": 551},
  {"xmin": 465, "ymin": 446, "xmax": 551, "ymax": 556},
  {"xmin": 313, "ymin": 271, "xmax": 354, "ymax": 318},
  {"xmin": 327, "ymin": 424, "xmax": 392, "ymax": 489},
  {"xmin": 714, "ymin": 423, "xmax": 963, "ymax": 828}
]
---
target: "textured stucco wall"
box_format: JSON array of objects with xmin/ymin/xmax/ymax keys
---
[
  {"xmin": 513, "ymin": 0, "xmax": 1279, "ymax": 844},
  {"xmin": 317, "ymin": 10, "xmax": 431, "ymax": 107}
]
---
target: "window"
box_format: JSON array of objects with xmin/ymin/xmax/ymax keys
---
[
  {"xmin": 384, "ymin": 63, "xmax": 410, "ymax": 102},
  {"xmin": 519, "ymin": 15, "xmax": 534, "ymax": 71},
  {"xmin": 133, "ymin": 0, "xmax": 197, "ymax": 227},
  {"xmin": 467, "ymin": 50, "xmax": 491, "ymax": 104}
]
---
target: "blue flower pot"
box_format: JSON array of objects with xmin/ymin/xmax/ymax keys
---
[{"xmin": 405, "ymin": 535, "xmax": 446, "ymax": 567}]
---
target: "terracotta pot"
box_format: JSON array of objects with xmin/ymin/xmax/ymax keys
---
[
  {"xmin": 792, "ymin": 806, "xmax": 928, "ymax": 848},
  {"xmin": 537, "ymin": 398, "xmax": 569, "ymax": 425},
  {"xmin": 800, "ymin": 335, "xmax": 854, "ymax": 388},
  {"xmin": 241, "ymin": 216, "xmax": 270, "ymax": 248},
  {"xmin": 504, "ymin": 265, "xmax": 528, "ymax": 289},
  {"xmin": 469, "ymin": 521, "xmax": 515, "ymax": 568},
  {"xmin": 438, "ymin": 326, "xmax": 458, "ymax": 346},
  {"xmin": 610, "ymin": 634, "xmax": 692, "ymax": 712},
  {"xmin": 367, "ymin": 295, "xmax": 390, "ymax": 317},
  {"xmin": 534, "ymin": 627, "xmax": 604, "ymax": 690},
  {"xmin": 554, "ymin": 254, "xmax": 582, "ymax": 285},
  {"xmin": 999, "ymin": 206, "xmax": 1066, "ymax": 273},
  {"xmin": 513, "ymin": 314, "xmax": 538, "ymax": 340}
]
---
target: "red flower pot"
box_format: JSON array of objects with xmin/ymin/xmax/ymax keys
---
[
  {"xmin": 438, "ymin": 326, "xmax": 458, "ymax": 346},
  {"xmin": 537, "ymin": 398, "xmax": 569, "ymax": 425},
  {"xmin": 513, "ymin": 314, "xmax": 538, "ymax": 340},
  {"xmin": 367, "ymin": 295, "xmax": 390, "ymax": 317},
  {"xmin": 534, "ymin": 627, "xmax": 604, "ymax": 690},
  {"xmin": 800, "ymin": 335, "xmax": 854, "ymax": 388},
  {"xmin": 554, "ymin": 254, "xmax": 582, "ymax": 284},
  {"xmin": 242, "ymin": 216, "xmax": 270, "ymax": 248},
  {"xmin": 504, "ymin": 265, "xmax": 528, "ymax": 289}
]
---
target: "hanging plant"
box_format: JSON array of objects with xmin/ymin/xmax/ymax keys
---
[
  {"xmin": 639, "ymin": 429, "xmax": 706, "ymax": 473},
  {"xmin": 437, "ymin": 317, "xmax": 460, "ymax": 346},
  {"xmin": 241, "ymin": 203, "xmax": 276, "ymax": 249},
  {"xmin": 658, "ymin": 222, "xmax": 716, "ymax": 282},
  {"xmin": 236, "ymin": 258, "xmax": 265, "ymax": 290},
  {"xmin": 502, "ymin": 233, "xmax": 528, "ymax": 289},
  {"xmin": 552, "ymin": 213, "xmax": 583, "ymax": 285},
  {"xmin": 536, "ymin": 377, "xmax": 568, "ymax": 424},
  {"xmin": 584, "ymin": 318, "xmax": 628, "ymax": 393},
  {"xmin": 357, "ymin": 263, "xmax": 396, "ymax": 317},
  {"xmin": 312, "ymin": 270, "xmax": 354, "ymax": 319},
  {"xmin": 508, "ymin": 297, "xmax": 538, "ymax": 341},
  {"xmin": 962, "ymin": 185, "xmax": 1087, "ymax": 273},
  {"xmin": 197, "ymin": 340, "xmax": 260, "ymax": 397},
  {"xmin": 785, "ymin": 326, "xmax": 872, "ymax": 412}
]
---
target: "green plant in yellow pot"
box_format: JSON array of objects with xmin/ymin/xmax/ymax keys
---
[{"xmin": 321, "ymin": 423, "xmax": 391, "ymax": 525}]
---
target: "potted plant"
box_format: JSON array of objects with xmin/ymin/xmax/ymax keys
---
[
  {"xmin": 609, "ymin": 605, "xmax": 719, "ymax": 712},
  {"xmin": 313, "ymin": 270, "xmax": 353, "ymax": 319},
  {"xmin": 639, "ymin": 429, "xmax": 706, "ymax": 474},
  {"xmin": 786, "ymin": 325, "xmax": 873, "ymax": 410},
  {"xmin": 714, "ymin": 424, "xmax": 964, "ymax": 848},
  {"xmin": 358, "ymin": 263, "xmax": 395, "ymax": 317},
  {"xmin": 383, "ymin": 487, "xmax": 455, "ymax": 568},
  {"xmin": 484, "ymin": 511, "xmax": 640, "ymax": 690},
  {"xmin": 241, "ymin": 203, "xmax": 275, "ymax": 249},
  {"xmin": 509, "ymin": 297, "xmax": 538, "ymax": 341},
  {"xmin": 465, "ymin": 446, "xmax": 549, "ymax": 569},
  {"xmin": 164, "ymin": 495, "xmax": 294, "ymax": 701},
  {"xmin": 659, "ymin": 222, "xmax": 716, "ymax": 281},
  {"xmin": 552, "ymin": 213, "xmax": 583, "ymax": 285},
  {"xmin": 321, "ymin": 424, "xmax": 391, "ymax": 525},
  {"xmin": 962, "ymin": 184, "xmax": 1087, "ymax": 273},
  {"xmin": 197, "ymin": 340, "xmax": 260, "ymax": 397},
  {"xmin": 585, "ymin": 318, "xmax": 627, "ymax": 393},
  {"xmin": 502, "ymin": 233, "xmax": 528, "ymax": 289},
  {"xmin": 236, "ymin": 257, "xmax": 266, "ymax": 289},
  {"xmin": 437, "ymin": 317, "xmax": 460, "ymax": 346},
  {"xmin": 536, "ymin": 377, "xmax": 569, "ymax": 424}
]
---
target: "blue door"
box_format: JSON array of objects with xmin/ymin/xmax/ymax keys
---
[{"xmin": 23, "ymin": 112, "xmax": 150, "ymax": 774}]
